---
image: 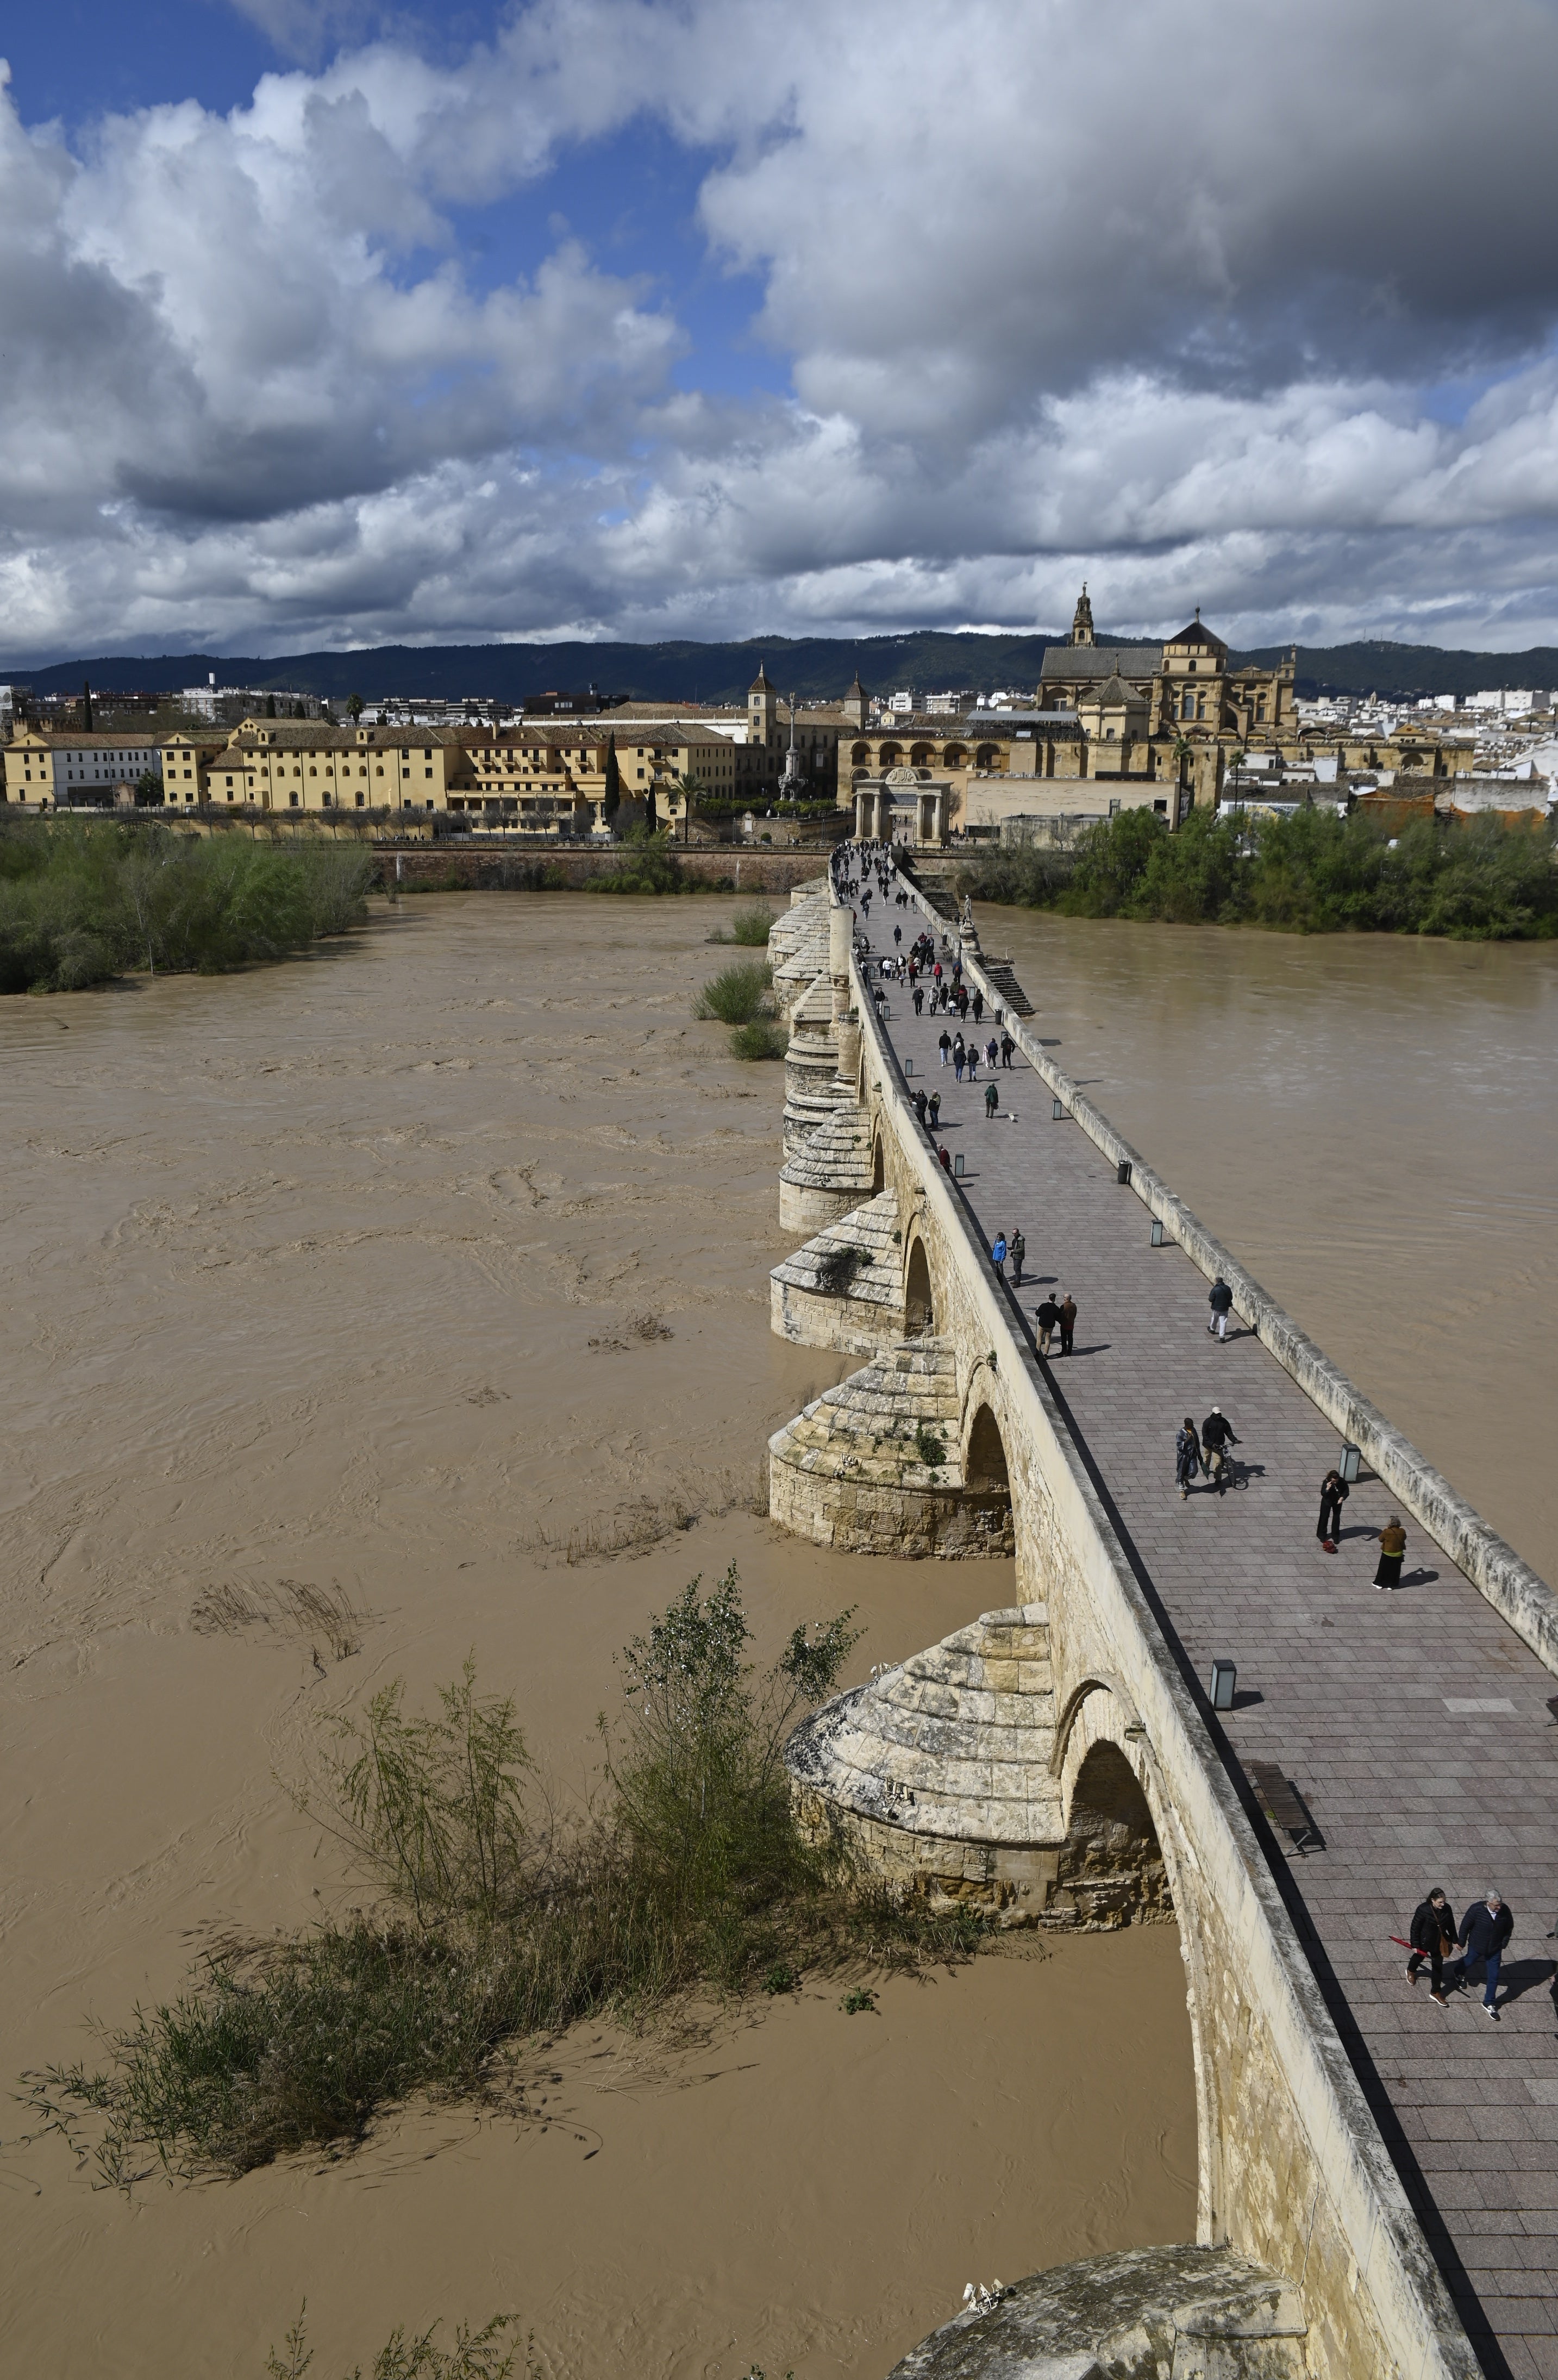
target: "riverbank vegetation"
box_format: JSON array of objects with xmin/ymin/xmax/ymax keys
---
[
  {"xmin": 0, "ymin": 822, "xmax": 377, "ymax": 991},
  {"xmin": 694, "ymin": 958, "xmax": 787, "ymax": 1059},
  {"xmin": 708, "ymin": 903, "xmax": 775, "ymax": 946},
  {"xmin": 955, "ymin": 805, "xmax": 1558, "ymax": 938},
  {"xmin": 25, "ymin": 1570, "xmax": 975, "ymax": 2184},
  {"xmin": 694, "ymin": 960, "xmax": 772, "ymax": 1023}
]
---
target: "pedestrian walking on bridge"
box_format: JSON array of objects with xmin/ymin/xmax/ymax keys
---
[
  {"xmin": 914, "ymin": 1088, "xmax": 929, "ymax": 1128},
  {"xmin": 928, "ymin": 1090, "xmax": 941, "ymax": 1134},
  {"xmin": 1058, "ymin": 1292, "xmax": 1077, "ymax": 1356},
  {"xmin": 984, "ymin": 1080, "xmax": 999, "ymax": 1120},
  {"xmin": 1036, "ymin": 1295, "xmax": 1060, "ymax": 1358},
  {"xmin": 1317, "ymin": 1467, "xmax": 1348, "ymax": 1552},
  {"xmin": 1009, "ymin": 1228, "xmax": 1025, "ymax": 1286},
  {"xmin": 1208, "ymin": 1277, "xmax": 1234, "ymax": 1340},
  {"xmin": 1000, "ymin": 1032, "xmax": 1015, "ymax": 1069},
  {"xmin": 913, "ymin": 983, "xmax": 924, "ymax": 1015},
  {"xmin": 938, "ymin": 1027, "xmax": 952, "ymax": 1066},
  {"xmin": 972, "ymin": 989, "xmax": 984, "ymax": 1023},
  {"xmin": 991, "ymin": 1230, "xmax": 1008, "ymax": 1279},
  {"xmin": 1175, "ymin": 1417, "xmax": 1202, "ymax": 1500},
  {"xmin": 1405, "ymin": 1888, "xmax": 1456, "ymax": 2006},
  {"xmin": 1458, "ymin": 1892, "xmax": 1513, "ymax": 2019},
  {"xmin": 1201, "ymin": 1405, "xmax": 1238, "ymax": 1494}
]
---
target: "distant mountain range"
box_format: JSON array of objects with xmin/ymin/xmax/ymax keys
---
[{"xmin": 5, "ymin": 630, "xmax": 1556, "ymax": 706}]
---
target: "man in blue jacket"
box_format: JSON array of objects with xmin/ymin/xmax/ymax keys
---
[{"xmin": 1458, "ymin": 1891, "xmax": 1514, "ymax": 2019}]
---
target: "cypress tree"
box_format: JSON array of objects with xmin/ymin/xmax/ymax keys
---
[{"xmin": 603, "ymin": 732, "xmax": 621, "ymax": 821}]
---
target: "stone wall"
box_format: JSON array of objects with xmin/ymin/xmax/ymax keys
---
[
  {"xmin": 844, "ymin": 940, "xmax": 1476, "ymax": 2380},
  {"xmin": 378, "ymin": 845, "xmax": 835, "ymax": 894}
]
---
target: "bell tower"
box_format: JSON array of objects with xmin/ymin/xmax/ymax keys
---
[{"xmin": 1070, "ymin": 584, "xmax": 1096, "ymax": 647}]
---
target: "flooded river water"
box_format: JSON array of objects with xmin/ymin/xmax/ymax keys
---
[
  {"xmin": 5, "ymin": 889, "xmax": 1549, "ymax": 2378},
  {"xmin": 1, "ymin": 894, "xmax": 1194, "ymax": 2380}
]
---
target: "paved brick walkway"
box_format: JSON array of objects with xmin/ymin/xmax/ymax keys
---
[{"xmin": 868, "ymin": 925, "xmax": 1558, "ymax": 2380}]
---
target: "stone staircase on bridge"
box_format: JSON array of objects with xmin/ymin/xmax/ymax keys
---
[{"xmin": 769, "ymin": 1192, "xmax": 905, "ymax": 1356}]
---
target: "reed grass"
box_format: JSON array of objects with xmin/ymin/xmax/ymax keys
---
[
  {"xmin": 24, "ymin": 1569, "xmax": 979, "ymax": 2185},
  {"xmin": 267, "ymin": 2307, "xmax": 520, "ymax": 2379}
]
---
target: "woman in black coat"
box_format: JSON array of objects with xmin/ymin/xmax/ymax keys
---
[{"xmin": 1316, "ymin": 1468, "xmax": 1348, "ymax": 1552}]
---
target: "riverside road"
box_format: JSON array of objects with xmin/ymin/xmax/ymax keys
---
[{"xmin": 865, "ymin": 921, "xmax": 1558, "ymax": 2380}]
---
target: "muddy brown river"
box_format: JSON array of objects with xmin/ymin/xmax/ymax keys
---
[{"xmin": 2, "ymin": 888, "xmax": 1549, "ymax": 2378}]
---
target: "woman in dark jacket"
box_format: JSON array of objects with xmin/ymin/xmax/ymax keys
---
[
  {"xmin": 1405, "ymin": 1889, "xmax": 1456, "ymax": 2004},
  {"xmin": 1374, "ymin": 1517, "xmax": 1407, "ymax": 1590},
  {"xmin": 1317, "ymin": 1468, "xmax": 1348, "ymax": 1552},
  {"xmin": 1175, "ymin": 1418, "xmax": 1202, "ymax": 1501}
]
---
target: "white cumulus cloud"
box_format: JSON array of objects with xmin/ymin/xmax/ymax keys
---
[{"xmin": 5, "ymin": 0, "xmax": 1558, "ymax": 658}]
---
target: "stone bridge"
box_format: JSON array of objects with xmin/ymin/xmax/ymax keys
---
[{"xmin": 760, "ymin": 869, "xmax": 1558, "ymax": 2380}]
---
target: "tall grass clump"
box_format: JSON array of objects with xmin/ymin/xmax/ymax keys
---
[
  {"xmin": 267, "ymin": 2306, "xmax": 518, "ymax": 2379},
  {"xmin": 707, "ymin": 904, "xmax": 775, "ymax": 946},
  {"xmin": 693, "ymin": 961, "xmax": 772, "ymax": 1023},
  {"xmin": 956, "ymin": 804, "xmax": 1558, "ymax": 939},
  {"xmin": 23, "ymin": 1568, "xmax": 975, "ymax": 2185},
  {"xmin": 0, "ymin": 822, "xmax": 377, "ymax": 992}
]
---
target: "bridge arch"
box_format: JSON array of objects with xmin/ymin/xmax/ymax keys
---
[
  {"xmin": 1057, "ymin": 1682, "xmax": 1223, "ymax": 2244},
  {"xmin": 870, "ymin": 1129, "xmax": 886, "ymax": 1194},
  {"xmin": 904, "ymin": 1232, "xmax": 934, "ymax": 1335}
]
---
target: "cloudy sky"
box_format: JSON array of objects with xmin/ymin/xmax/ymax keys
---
[{"xmin": 5, "ymin": 0, "xmax": 1558, "ymax": 659}]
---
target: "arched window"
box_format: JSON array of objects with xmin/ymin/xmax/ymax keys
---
[
  {"xmin": 1255, "ymin": 695, "xmax": 1267, "ymax": 721},
  {"xmin": 975, "ymin": 745, "xmax": 998, "ymax": 771},
  {"xmin": 942, "ymin": 744, "xmax": 965, "ymax": 768},
  {"xmin": 910, "ymin": 743, "xmax": 932, "ymax": 768},
  {"xmin": 850, "ymin": 742, "xmax": 869, "ymax": 766},
  {"xmin": 879, "ymin": 743, "xmax": 901, "ymax": 770},
  {"xmin": 1180, "ymin": 691, "xmax": 1194, "ymax": 721},
  {"xmin": 1196, "ymin": 694, "xmax": 1207, "ymax": 721}
]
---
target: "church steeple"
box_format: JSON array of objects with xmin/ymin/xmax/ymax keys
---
[{"xmin": 1070, "ymin": 584, "xmax": 1096, "ymax": 647}]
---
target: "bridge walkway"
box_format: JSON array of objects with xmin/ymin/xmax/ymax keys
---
[{"xmin": 868, "ymin": 942, "xmax": 1558, "ymax": 2380}]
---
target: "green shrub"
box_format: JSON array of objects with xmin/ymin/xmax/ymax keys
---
[
  {"xmin": 955, "ymin": 804, "xmax": 1558, "ymax": 939},
  {"xmin": 24, "ymin": 1569, "xmax": 988, "ymax": 2185},
  {"xmin": 588, "ymin": 828, "xmax": 685, "ymax": 895},
  {"xmin": 708, "ymin": 904, "xmax": 775, "ymax": 946},
  {"xmin": 729, "ymin": 1019, "xmax": 787, "ymax": 1060},
  {"xmin": 694, "ymin": 961, "xmax": 772, "ymax": 1023},
  {"xmin": 0, "ymin": 821, "xmax": 375, "ymax": 992}
]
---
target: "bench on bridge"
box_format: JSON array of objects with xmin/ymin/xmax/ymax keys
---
[{"xmin": 1247, "ymin": 1760, "xmax": 1323, "ymax": 1856}]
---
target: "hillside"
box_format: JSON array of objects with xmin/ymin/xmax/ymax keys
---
[{"xmin": 7, "ymin": 630, "xmax": 1556, "ymax": 707}]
